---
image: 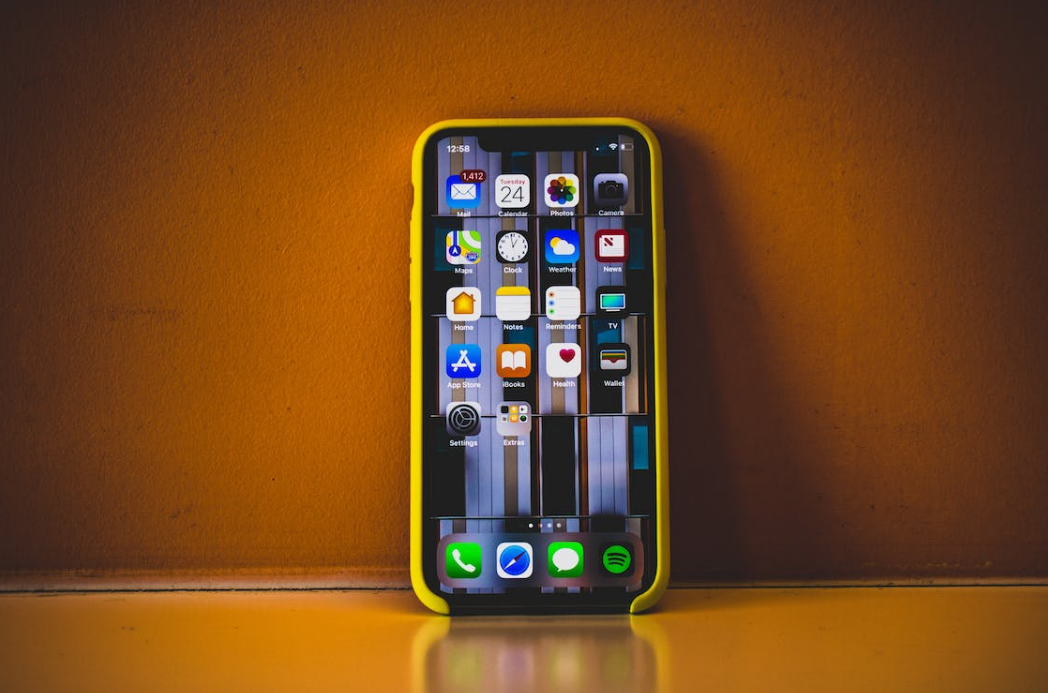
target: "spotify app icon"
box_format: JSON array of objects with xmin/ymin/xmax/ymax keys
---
[{"xmin": 601, "ymin": 543, "xmax": 634, "ymax": 577}]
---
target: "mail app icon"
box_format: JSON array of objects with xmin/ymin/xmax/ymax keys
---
[{"xmin": 446, "ymin": 175, "xmax": 481, "ymax": 209}]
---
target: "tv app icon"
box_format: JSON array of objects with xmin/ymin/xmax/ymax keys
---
[
  {"xmin": 445, "ymin": 542, "xmax": 482, "ymax": 579},
  {"xmin": 496, "ymin": 542, "xmax": 533, "ymax": 578},
  {"xmin": 596, "ymin": 286, "xmax": 628, "ymax": 315}
]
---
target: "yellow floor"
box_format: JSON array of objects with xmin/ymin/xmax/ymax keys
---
[{"xmin": 2, "ymin": 586, "xmax": 1046, "ymax": 692}]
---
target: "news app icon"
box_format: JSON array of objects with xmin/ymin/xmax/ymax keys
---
[{"xmin": 594, "ymin": 229, "xmax": 628, "ymax": 262}]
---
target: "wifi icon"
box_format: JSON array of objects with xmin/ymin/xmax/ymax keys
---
[
  {"xmin": 608, "ymin": 143, "xmax": 619, "ymax": 151},
  {"xmin": 601, "ymin": 544, "xmax": 634, "ymax": 576}
]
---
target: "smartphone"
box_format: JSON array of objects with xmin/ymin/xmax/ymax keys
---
[{"xmin": 410, "ymin": 118, "xmax": 668, "ymax": 613}]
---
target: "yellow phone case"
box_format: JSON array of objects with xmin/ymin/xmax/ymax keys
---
[{"xmin": 410, "ymin": 118, "xmax": 669, "ymax": 614}]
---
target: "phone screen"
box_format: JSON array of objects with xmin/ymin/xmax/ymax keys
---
[{"xmin": 417, "ymin": 124, "xmax": 661, "ymax": 610}]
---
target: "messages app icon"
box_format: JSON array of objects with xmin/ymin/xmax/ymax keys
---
[{"xmin": 548, "ymin": 542, "xmax": 583, "ymax": 577}]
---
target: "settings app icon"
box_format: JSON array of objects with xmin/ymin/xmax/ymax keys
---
[{"xmin": 446, "ymin": 401, "xmax": 482, "ymax": 437}]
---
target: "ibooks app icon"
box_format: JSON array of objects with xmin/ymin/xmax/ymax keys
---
[{"xmin": 496, "ymin": 344, "xmax": 531, "ymax": 379}]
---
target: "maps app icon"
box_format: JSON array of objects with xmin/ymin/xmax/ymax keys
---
[{"xmin": 446, "ymin": 230, "xmax": 481, "ymax": 265}]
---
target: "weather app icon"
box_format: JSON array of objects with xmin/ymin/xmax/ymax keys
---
[{"xmin": 545, "ymin": 229, "xmax": 579, "ymax": 264}]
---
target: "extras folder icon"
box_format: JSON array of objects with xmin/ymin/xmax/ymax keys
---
[{"xmin": 496, "ymin": 344, "xmax": 531, "ymax": 378}]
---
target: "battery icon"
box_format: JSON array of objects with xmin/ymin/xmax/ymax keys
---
[{"xmin": 620, "ymin": 142, "xmax": 634, "ymax": 151}]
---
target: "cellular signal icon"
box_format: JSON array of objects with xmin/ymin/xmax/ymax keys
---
[{"xmin": 608, "ymin": 142, "xmax": 619, "ymax": 151}]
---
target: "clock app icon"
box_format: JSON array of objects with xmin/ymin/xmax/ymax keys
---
[{"xmin": 496, "ymin": 230, "xmax": 530, "ymax": 264}]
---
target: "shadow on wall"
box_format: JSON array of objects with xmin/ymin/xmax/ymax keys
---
[{"xmin": 656, "ymin": 124, "xmax": 834, "ymax": 582}]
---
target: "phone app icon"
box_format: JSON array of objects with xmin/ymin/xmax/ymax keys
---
[
  {"xmin": 596, "ymin": 286, "xmax": 628, "ymax": 314},
  {"xmin": 601, "ymin": 543, "xmax": 634, "ymax": 576},
  {"xmin": 544, "ymin": 173, "xmax": 580, "ymax": 208},
  {"xmin": 545, "ymin": 229, "xmax": 580, "ymax": 264},
  {"xmin": 597, "ymin": 343, "xmax": 631, "ymax": 376},
  {"xmin": 446, "ymin": 287, "xmax": 481, "ymax": 321},
  {"xmin": 545, "ymin": 285, "xmax": 581, "ymax": 321},
  {"xmin": 446, "ymin": 175, "xmax": 481, "ymax": 209},
  {"xmin": 446, "ymin": 230, "xmax": 481, "ymax": 264},
  {"xmin": 496, "ymin": 542, "xmax": 533, "ymax": 578},
  {"xmin": 496, "ymin": 343, "xmax": 531, "ymax": 378},
  {"xmin": 548, "ymin": 542, "xmax": 584, "ymax": 577},
  {"xmin": 496, "ymin": 401, "xmax": 532, "ymax": 437},
  {"xmin": 445, "ymin": 343, "xmax": 481, "ymax": 378},
  {"xmin": 495, "ymin": 174, "xmax": 530, "ymax": 209},
  {"xmin": 446, "ymin": 542, "xmax": 482, "ymax": 579},
  {"xmin": 446, "ymin": 401, "xmax": 481, "ymax": 436},
  {"xmin": 593, "ymin": 172, "xmax": 629, "ymax": 206},
  {"xmin": 546, "ymin": 342, "xmax": 582, "ymax": 378},
  {"xmin": 495, "ymin": 286, "xmax": 531, "ymax": 321},
  {"xmin": 594, "ymin": 229, "xmax": 629, "ymax": 262}
]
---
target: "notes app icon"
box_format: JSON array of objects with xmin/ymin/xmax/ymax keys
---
[
  {"xmin": 495, "ymin": 286, "xmax": 531, "ymax": 322},
  {"xmin": 496, "ymin": 344, "xmax": 531, "ymax": 379}
]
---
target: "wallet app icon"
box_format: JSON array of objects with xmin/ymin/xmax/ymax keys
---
[{"xmin": 446, "ymin": 175, "xmax": 481, "ymax": 209}]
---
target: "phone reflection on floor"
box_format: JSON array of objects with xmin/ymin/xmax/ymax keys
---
[{"xmin": 411, "ymin": 616, "xmax": 662, "ymax": 693}]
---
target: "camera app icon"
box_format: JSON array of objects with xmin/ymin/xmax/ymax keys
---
[{"xmin": 593, "ymin": 173, "xmax": 629, "ymax": 207}]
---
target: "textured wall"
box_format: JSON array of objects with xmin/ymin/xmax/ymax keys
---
[{"xmin": 1, "ymin": 1, "xmax": 1046, "ymax": 583}]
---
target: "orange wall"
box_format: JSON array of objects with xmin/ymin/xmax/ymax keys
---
[{"xmin": 1, "ymin": 1, "xmax": 1046, "ymax": 583}]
